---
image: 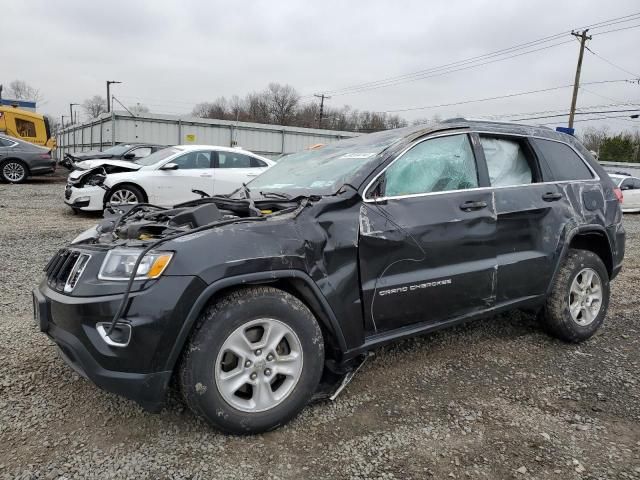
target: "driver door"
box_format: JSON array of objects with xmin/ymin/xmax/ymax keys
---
[
  {"xmin": 146, "ymin": 151, "xmax": 215, "ymax": 205},
  {"xmin": 359, "ymin": 133, "xmax": 498, "ymax": 333}
]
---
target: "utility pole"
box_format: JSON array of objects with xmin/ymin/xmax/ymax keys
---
[
  {"xmin": 314, "ymin": 93, "xmax": 331, "ymax": 128},
  {"xmin": 69, "ymin": 103, "xmax": 79, "ymax": 125},
  {"xmin": 568, "ymin": 29, "xmax": 592, "ymax": 129},
  {"xmin": 106, "ymin": 80, "xmax": 122, "ymax": 113}
]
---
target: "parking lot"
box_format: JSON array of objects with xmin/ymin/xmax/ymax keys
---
[{"xmin": 1, "ymin": 178, "xmax": 639, "ymax": 479}]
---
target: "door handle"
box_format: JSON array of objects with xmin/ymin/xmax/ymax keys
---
[
  {"xmin": 542, "ymin": 192, "xmax": 563, "ymax": 202},
  {"xmin": 459, "ymin": 200, "xmax": 487, "ymax": 211}
]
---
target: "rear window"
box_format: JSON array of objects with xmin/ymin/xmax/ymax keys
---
[{"xmin": 534, "ymin": 139, "xmax": 594, "ymax": 181}]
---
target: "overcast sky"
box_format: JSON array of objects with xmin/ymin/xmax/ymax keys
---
[{"xmin": 4, "ymin": 0, "xmax": 640, "ymax": 133}]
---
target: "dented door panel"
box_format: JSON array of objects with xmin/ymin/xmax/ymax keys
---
[{"xmin": 358, "ymin": 191, "xmax": 497, "ymax": 333}]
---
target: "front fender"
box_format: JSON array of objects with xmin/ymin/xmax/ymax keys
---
[{"xmin": 162, "ymin": 269, "xmax": 347, "ymax": 373}]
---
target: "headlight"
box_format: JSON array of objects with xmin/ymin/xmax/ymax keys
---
[{"xmin": 98, "ymin": 248, "xmax": 173, "ymax": 281}]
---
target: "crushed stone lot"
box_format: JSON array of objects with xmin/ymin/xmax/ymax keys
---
[{"xmin": 1, "ymin": 178, "xmax": 639, "ymax": 480}]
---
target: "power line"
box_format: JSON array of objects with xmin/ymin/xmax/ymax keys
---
[
  {"xmin": 512, "ymin": 108, "xmax": 640, "ymax": 121},
  {"xmin": 591, "ymin": 22, "xmax": 640, "ymax": 36},
  {"xmin": 376, "ymin": 79, "xmax": 634, "ymax": 114},
  {"xmin": 308, "ymin": 11, "xmax": 640, "ymax": 97},
  {"xmin": 584, "ymin": 46, "xmax": 640, "ymax": 77}
]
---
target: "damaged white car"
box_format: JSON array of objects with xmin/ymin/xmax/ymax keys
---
[{"xmin": 64, "ymin": 145, "xmax": 274, "ymax": 212}]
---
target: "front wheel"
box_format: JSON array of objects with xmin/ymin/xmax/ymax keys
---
[
  {"xmin": 106, "ymin": 184, "xmax": 144, "ymax": 206},
  {"xmin": 179, "ymin": 287, "xmax": 325, "ymax": 434},
  {"xmin": 541, "ymin": 248, "xmax": 610, "ymax": 342}
]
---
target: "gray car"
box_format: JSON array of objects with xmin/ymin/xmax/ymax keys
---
[{"xmin": 0, "ymin": 134, "xmax": 56, "ymax": 183}]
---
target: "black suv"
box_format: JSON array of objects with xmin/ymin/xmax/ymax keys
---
[{"xmin": 33, "ymin": 121, "xmax": 625, "ymax": 433}]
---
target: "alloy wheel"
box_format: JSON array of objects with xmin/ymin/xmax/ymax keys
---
[
  {"xmin": 214, "ymin": 318, "xmax": 304, "ymax": 413},
  {"xmin": 109, "ymin": 189, "xmax": 139, "ymax": 205},
  {"xmin": 3, "ymin": 162, "xmax": 26, "ymax": 182},
  {"xmin": 568, "ymin": 267, "xmax": 603, "ymax": 326}
]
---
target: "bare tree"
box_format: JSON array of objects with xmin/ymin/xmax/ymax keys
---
[
  {"xmin": 266, "ymin": 83, "xmax": 299, "ymax": 125},
  {"xmin": 82, "ymin": 95, "xmax": 107, "ymax": 118},
  {"xmin": 580, "ymin": 126, "xmax": 610, "ymax": 154},
  {"xmin": 7, "ymin": 80, "xmax": 42, "ymax": 103},
  {"xmin": 129, "ymin": 103, "xmax": 150, "ymax": 116}
]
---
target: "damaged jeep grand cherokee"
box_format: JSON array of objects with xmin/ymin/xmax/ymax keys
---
[{"xmin": 33, "ymin": 120, "xmax": 625, "ymax": 433}]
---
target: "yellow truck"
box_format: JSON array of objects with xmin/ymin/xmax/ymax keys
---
[{"xmin": 0, "ymin": 106, "xmax": 55, "ymax": 149}]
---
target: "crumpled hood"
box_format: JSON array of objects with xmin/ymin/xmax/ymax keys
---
[
  {"xmin": 75, "ymin": 159, "xmax": 142, "ymax": 171},
  {"xmin": 69, "ymin": 150, "xmax": 114, "ymax": 160}
]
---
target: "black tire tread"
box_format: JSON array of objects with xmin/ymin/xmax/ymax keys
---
[
  {"xmin": 179, "ymin": 286, "xmax": 324, "ymax": 433},
  {"xmin": 542, "ymin": 248, "xmax": 609, "ymax": 343}
]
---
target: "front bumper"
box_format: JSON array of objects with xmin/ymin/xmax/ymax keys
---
[
  {"xmin": 33, "ymin": 274, "xmax": 207, "ymax": 411},
  {"xmin": 64, "ymin": 184, "xmax": 105, "ymax": 211}
]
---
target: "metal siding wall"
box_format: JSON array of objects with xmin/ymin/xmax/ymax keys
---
[{"xmin": 56, "ymin": 114, "xmax": 360, "ymax": 158}]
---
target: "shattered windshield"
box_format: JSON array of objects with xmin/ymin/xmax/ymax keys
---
[{"xmin": 247, "ymin": 128, "xmax": 410, "ymax": 196}]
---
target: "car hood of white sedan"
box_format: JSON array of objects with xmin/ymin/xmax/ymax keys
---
[{"xmin": 75, "ymin": 159, "xmax": 143, "ymax": 171}]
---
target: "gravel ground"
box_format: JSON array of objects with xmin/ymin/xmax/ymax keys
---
[{"xmin": 1, "ymin": 178, "xmax": 639, "ymax": 480}]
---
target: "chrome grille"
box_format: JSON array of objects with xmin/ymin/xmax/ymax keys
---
[{"xmin": 44, "ymin": 249, "xmax": 91, "ymax": 292}]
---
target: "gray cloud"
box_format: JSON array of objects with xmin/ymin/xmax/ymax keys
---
[{"xmin": 4, "ymin": 0, "xmax": 639, "ymax": 132}]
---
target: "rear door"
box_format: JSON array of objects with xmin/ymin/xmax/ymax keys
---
[
  {"xmin": 475, "ymin": 134, "xmax": 565, "ymax": 303},
  {"xmin": 213, "ymin": 151, "xmax": 266, "ymax": 194},
  {"xmin": 358, "ymin": 132, "xmax": 498, "ymax": 333}
]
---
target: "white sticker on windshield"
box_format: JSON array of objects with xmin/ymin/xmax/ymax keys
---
[
  {"xmin": 339, "ymin": 153, "xmax": 376, "ymax": 159},
  {"xmin": 310, "ymin": 180, "xmax": 334, "ymax": 188}
]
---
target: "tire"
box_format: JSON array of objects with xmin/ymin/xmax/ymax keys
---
[
  {"xmin": 106, "ymin": 184, "xmax": 144, "ymax": 207},
  {"xmin": 541, "ymin": 248, "xmax": 610, "ymax": 342},
  {"xmin": 179, "ymin": 286, "xmax": 325, "ymax": 434},
  {"xmin": 1, "ymin": 159, "xmax": 28, "ymax": 184}
]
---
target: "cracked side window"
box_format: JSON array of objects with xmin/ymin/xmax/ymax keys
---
[{"xmin": 384, "ymin": 134, "xmax": 478, "ymax": 197}]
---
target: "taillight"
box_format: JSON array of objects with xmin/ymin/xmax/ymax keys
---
[
  {"xmin": 39, "ymin": 153, "xmax": 51, "ymax": 160},
  {"xmin": 614, "ymin": 187, "xmax": 623, "ymax": 203}
]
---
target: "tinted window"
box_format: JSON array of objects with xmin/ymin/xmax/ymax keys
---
[
  {"xmin": 534, "ymin": 139, "xmax": 593, "ymax": 181},
  {"xmin": 621, "ymin": 178, "xmax": 640, "ymax": 190},
  {"xmin": 15, "ymin": 118, "xmax": 36, "ymax": 137},
  {"xmin": 0, "ymin": 138, "xmax": 15, "ymax": 147},
  {"xmin": 480, "ymin": 137, "xmax": 533, "ymax": 187},
  {"xmin": 172, "ymin": 151, "xmax": 212, "ymax": 169},
  {"xmin": 217, "ymin": 152, "xmax": 254, "ymax": 168},
  {"xmin": 384, "ymin": 134, "xmax": 478, "ymax": 197},
  {"xmin": 251, "ymin": 157, "xmax": 267, "ymax": 168}
]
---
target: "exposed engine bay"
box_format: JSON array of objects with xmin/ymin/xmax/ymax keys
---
[{"xmin": 73, "ymin": 196, "xmax": 303, "ymax": 245}]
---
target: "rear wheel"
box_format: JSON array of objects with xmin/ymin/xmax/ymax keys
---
[
  {"xmin": 1, "ymin": 159, "xmax": 28, "ymax": 183},
  {"xmin": 107, "ymin": 184, "xmax": 144, "ymax": 206},
  {"xmin": 541, "ymin": 249, "xmax": 609, "ymax": 342},
  {"xmin": 179, "ymin": 287, "xmax": 324, "ymax": 434}
]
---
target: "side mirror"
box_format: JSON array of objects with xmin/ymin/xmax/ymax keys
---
[
  {"xmin": 161, "ymin": 162, "xmax": 179, "ymax": 170},
  {"xmin": 123, "ymin": 152, "xmax": 136, "ymax": 160}
]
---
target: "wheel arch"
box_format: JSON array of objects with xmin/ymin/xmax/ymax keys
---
[
  {"xmin": 547, "ymin": 225, "xmax": 614, "ymax": 295},
  {"xmin": 106, "ymin": 181, "xmax": 148, "ymax": 203},
  {"xmin": 163, "ymin": 270, "xmax": 348, "ymax": 373},
  {"xmin": 1, "ymin": 157, "xmax": 30, "ymax": 175}
]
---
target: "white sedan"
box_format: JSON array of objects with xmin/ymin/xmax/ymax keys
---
[
  {"xmin": 610, "ymin": 174, "xmax": 640, "ymax": 213},
  {"xmin": 64, "ymin": 145, "xmax": 274, "ymax": 211}
]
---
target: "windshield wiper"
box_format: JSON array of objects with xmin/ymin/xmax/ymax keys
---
[
  {"xmin": 242, "ymin": 183, "xmax": 251, "ymax": 199},
  {"xmin": 259, "ymin": 191, "xmax": 292, "ymax": 200}
]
